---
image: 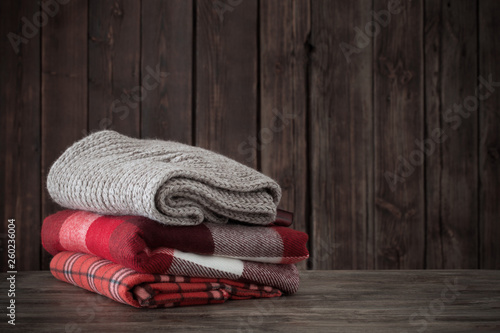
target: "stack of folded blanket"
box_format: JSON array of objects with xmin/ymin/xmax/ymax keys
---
[{"xmin": 42, "ymin": 130, "xmax": 309, "ymax": 308}]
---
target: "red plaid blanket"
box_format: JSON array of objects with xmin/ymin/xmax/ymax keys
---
[
  {"xmin": 42, "ymin": 210, "xmax": 308, "ymax": 265},
  {"xmin": 51, "ymin": 252, "xmax": 282, "ymax": 308},
  {"xmin": 42, "ymin": 210, "xmax": 301, "ymax": 294},
  {"xmin": 42, "ymin": 210, "xmax": 309, "ymax": 264}
]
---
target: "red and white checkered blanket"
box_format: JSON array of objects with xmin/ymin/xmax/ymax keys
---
[
  {"xmin": 42, "ymin": 210, "xmax": 308, "ymax": 265},
  {"xmin": 42, "ymin": 210, "xmax": 303, "ymax": 294},
  {"xmin": 51, "ymin": 251, "xmax": 283, "ymax": 308}
]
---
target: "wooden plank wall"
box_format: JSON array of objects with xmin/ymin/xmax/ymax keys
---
[
  {"xmin": 1, "ymin": 0, "xmax": 41, "ymax": 271},
  {"xmin": 374, "ymin": 0, "xmax": 424, "ymax": 269},
  {"xmin": 1, "ymin": 0, "xmax": 499, "ymax": 271},
  {"xmin": 425, "ymin": 0, "xmax": 478, "ymax": 269},
  {"xmin": 310, "ymin": 0, "xmax": 374, "ymax": 270}
]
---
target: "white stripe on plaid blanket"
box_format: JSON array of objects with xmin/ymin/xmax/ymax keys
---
[
  {"xmin": 168, "ymin": 256, "xmax": 242, "ymax": 281},
  {"xmin": 63, "ymin": 252, "xmax": 84, "ymax": 286},
  {"xmin": 87, "ymin": 258, "xmax": 110, "ymax": 295},
  {"xmin": 173, "ymin": 249, "xmax": 245, "ymax": 276},
  {"xmin": 109, "ymin": 268, "xmax": 135, "ymax": 304}
]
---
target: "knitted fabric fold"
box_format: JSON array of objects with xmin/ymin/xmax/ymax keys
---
[
  {"xmin": 42, "ymin": 210, "xmax": 309, "ymax": 265},
  {"xmin": 47, "ymin": 130, "xmax": 281, "ymax": 226},
  {"xmin": 51, "ymin": 252, "xmax": 282, "ymax": 308}
]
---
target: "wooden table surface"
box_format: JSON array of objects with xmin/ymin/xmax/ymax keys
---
[{"xmin": 1, "ymin": 270, "xmax": 499, "ymax": 332}]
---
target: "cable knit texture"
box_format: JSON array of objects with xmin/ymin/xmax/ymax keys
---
[{"xmin": 47, "ymin": 130, "xmax": 281, "ymax": 226}]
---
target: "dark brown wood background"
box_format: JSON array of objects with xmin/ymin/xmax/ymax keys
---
[{"xmin": 1, "ymin": 0, "xmax": 499, "ymax": 271}]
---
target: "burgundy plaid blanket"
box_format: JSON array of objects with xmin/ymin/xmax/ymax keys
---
[
  {"xmin": 51, "ymin": 251, "xmax": 282, "ymax": 308},
  {"xmin": 42, "ymin": 210, "xmax": 302, "ymax": 294},
  {"xmin": 42, "ymin": 210, "xmax": 308, "ymax": 265}
]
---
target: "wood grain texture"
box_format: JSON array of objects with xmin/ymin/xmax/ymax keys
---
[
  {"xmin": 425, "ymin": 0, "xmax": 478, "ymax": 269},
  {"xmin": 310, "ymin": 0, "xmax": 374, "ymax": 269},
  {"xmin": 2, "ymin": 0, "xmax": 500, "ymax": 272},
  {"xmin": 374, "ymin": 0, "xmax": 424, "ymax": 268},
  {"xmin": 41, "ymin": 0, "xmax": 88, "ymax": 270},
  {"xmin": 479, "ymin": 0, "xmax": 500, "ymax": 269},
  {"xmin": 260, "ymin": 0, "xmax": 310, "ymax": 269},
  {"xmin": 141, "ymin": 0, "xmax": 193, "ymax": 143},
  {"xmin": 88, "ymin": 0, "xmax": 140, "ymax": 137},
  {"xmin": 1, "ymin": 270, "xmax": 499, "ymax": 332},
  {"xmin": 196, "ymin": 0, "xmax": 258, "ymax": 168},
  {"xmin": 0, "ymin": 0, "xmax": 40, "ymax": 271}
]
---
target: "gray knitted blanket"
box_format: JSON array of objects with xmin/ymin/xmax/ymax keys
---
[{"xmin": 47, "ymin": 131, "xmax": 281, "ymax": 226}]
